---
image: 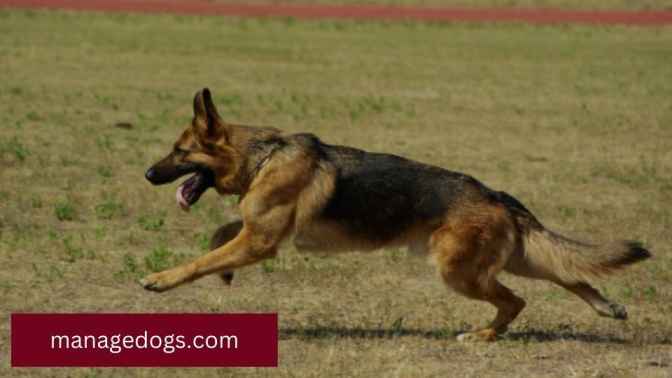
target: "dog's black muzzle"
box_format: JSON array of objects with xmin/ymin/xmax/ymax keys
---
[{"xmin": 145, "ymin": 154, "xmax": 198, "ymax": 185}]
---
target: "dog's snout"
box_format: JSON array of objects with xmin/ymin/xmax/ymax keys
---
[{"xmin": 145, "ymin": 168, "xmax": 158, "ymax": 184}]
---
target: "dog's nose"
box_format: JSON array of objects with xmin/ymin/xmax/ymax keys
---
[{"xmin": 145, "ymin": 168, "xmax": 157, "ymax": 183}]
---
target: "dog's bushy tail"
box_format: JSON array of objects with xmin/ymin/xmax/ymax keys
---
[
  {"xmin": 495, "ymin": 190, "xmax": 651, "ymax": 284},
  {"xmin": 522, "ymin": 228, "xmax": 651, "ymax": 283}
]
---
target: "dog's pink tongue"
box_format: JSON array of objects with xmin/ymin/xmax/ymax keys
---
[{"xmin": 176, "ymin": 184, "xmax": 190, "ymax": 212}]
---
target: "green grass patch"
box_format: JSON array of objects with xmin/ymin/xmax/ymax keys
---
[
  {"xmin": 0, "ymin": 136, "xmax": 29, "ymax": 162},
  {"xmin": 114, "ymin": 252, "xmax": 143, "ymax": 282},
  {"xmin": 54, "ymin": 200, "xmax": 76, "ymax": 221},
  {"xmin": 94, "ymin": 197, "xmax": 126, "ymax": 220},
  {"xmin": 137, "ymin": 213, "xmax": 165, "ymax": 231}
]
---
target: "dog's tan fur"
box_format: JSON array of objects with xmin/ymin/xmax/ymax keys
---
[{"xmin": 142, "ymin": 88, "xmax": 651, "ymax": 342}]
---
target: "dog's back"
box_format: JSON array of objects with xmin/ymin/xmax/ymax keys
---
[{"xmin": 320, "ymin": 142, "xmax": 483, "ymax": 242}]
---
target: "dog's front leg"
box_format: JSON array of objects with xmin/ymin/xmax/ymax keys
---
[
  {"xmin": 140, "ymin": 227, "xmax": 277, "ymax": 292},
  {"xmin": 141, "ymin": 198, "xmax": 294, "ymax": 292}
]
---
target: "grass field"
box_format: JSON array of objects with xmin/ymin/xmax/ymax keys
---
[
  {"xmin": 1, "ymin": 7, "xmax": 672, "ymax": 377},
  {"xmin": 213, "ymin": 0, "xmax": 672, "ymax": 11}
]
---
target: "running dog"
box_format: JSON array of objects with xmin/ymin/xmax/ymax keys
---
[{"xmin": 143, "ymin": 88, "xmax": 651, "ymax": 342}]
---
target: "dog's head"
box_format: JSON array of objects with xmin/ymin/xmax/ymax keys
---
[{"xmin": 145, "ymin": 88, "xmax": 240, "ymax": 211}]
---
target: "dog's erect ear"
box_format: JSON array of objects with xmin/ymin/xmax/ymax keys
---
[{"xmin": 193, "ymin": 88, "xmax": 229, "ymax": 142}]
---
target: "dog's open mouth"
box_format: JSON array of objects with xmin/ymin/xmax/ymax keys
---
[{"xmin": 175, "ymin": 169, "xmax": 215, "ymax": 211}]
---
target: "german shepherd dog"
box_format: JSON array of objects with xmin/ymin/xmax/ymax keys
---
[{"xmin": 143, "ymin": 88, "xmax": 651, "ymax": 342}]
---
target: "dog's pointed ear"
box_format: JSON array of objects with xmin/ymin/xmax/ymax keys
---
[{"xmin": 193, "ymin": 88, "xmax": 229, "ymax": 142}]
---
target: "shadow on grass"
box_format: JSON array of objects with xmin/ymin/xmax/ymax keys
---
[
  {"xmin": 280, "ymin": 326, "xmax": 672, "ymax": 345},
  {"xmin": 505, "ymin": 329, "xmax": 627, "ymax": 344},
  {"xmin": 281, "ymin": 327, "xmax": 454, "ymax": 341},
  {"xmin": 511, "ymin": 330, "xmax": 672, "ymax": 345}
]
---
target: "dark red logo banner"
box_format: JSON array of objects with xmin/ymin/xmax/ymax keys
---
[{"xmin": 11, "ymin": 313, "xmax": 278, "ymax": 367}]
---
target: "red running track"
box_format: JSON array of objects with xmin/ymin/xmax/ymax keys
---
[{"xmin": 1, "ymin": 0, "xmax": 672, "ymax": 25}]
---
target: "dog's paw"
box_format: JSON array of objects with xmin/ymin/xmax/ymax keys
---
[
  {"xmin": 596, "ymin": 302, "xmax": 628, "ymax": 320},
  {"xmin": 456, "ymin": 329, "xmax": 497, "ymax": 343},
  {"xmin": 140, "ymin": 270, "xmax": 184, "ymax": 292},
  {"xmin": 220, "ymin": 271, "xmax": 234, "ymax": 286},
  {"xmin": 609, "ymin": 303, "xmax": 628, "ymax": 320}
]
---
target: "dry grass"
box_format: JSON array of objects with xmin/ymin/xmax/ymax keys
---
[{"xmin": 1, "ymin": 8, "xmax": 671, "ymax": 377}]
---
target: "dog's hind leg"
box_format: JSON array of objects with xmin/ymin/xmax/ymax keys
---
[
  {"xmin": 555, "ymin": 281, "xmax": 627, "ymax": 320},
  {"xmin": 210, "ymin": 220, "xmax": 243, "ymax": 285},
  {"xmin": 504, "ymin": 252, "xmax": 628, "ymax": 320},
  {"xmin": 431, "ymin": 206, "xmax": 525, "ymax": 342}
]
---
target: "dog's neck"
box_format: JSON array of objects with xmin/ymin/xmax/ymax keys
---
[{"xmin": 220, "ymin": 124, "xmax": 282, "ymax": 195}]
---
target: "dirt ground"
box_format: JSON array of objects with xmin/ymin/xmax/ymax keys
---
[{"xmin": 1, "ymin": 0, "xmax": 672, "ymax": 25}]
